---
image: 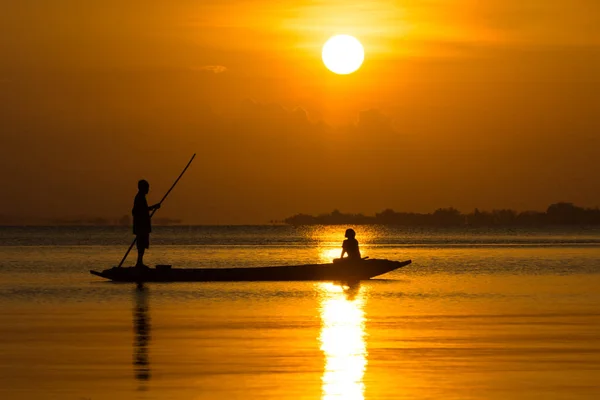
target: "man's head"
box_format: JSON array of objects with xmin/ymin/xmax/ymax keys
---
[{"xmin": 138, "ymin": 179, "xmax": 150, "ymax": 194}]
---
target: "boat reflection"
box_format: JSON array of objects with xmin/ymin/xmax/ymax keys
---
[
  {"xmin": 133, "ymin": 286, "xmax": 151, "ymax": 386},
  {"xmin": 318, "ymin": 282, "xmax": 367, "ymax": 400}
]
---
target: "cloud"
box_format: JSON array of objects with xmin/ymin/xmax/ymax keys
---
[
  {"xmin": 235, "ymin": 98, "xmax": 311, "ymax": 126},
  {"xmin": 356, "ymin": 109, "xmax": 392, "ymax": 132},
  {"xmin": 194, "ymin": 65, "xmax": 228, "ymax": 74}
]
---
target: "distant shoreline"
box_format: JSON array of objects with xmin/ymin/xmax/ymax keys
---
[
  {"xmin": 2, "ymin": 202, "xmax": 599, "ymax": 227},
  {"xmin": 0, "ymin": 216, "xmax": 183, "ymax": 227},
  {"xmin": 282, "ymin": 202, "xmax": 600, "ymax": 227},
  {"xmin": 0, "ymin": 223, "xmax": 600, "ymax": 233}
]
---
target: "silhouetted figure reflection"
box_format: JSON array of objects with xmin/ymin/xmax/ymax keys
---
[
  {"xmin": 133, "ymin": 179, "xmax": 160, "ymax": 268},
  {"xmin": 342, "ymin": 282, "xmax": 361, "ymax": 301},
  {"xmin": 133, "ymin": 285, "xmax": 151, "ymax": 383},
  {"xmin": 340, "ymin": 228, "xmax": 361, "ymax": 260}
]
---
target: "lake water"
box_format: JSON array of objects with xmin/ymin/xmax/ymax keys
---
[{"xmin": 1, "ymin": 225, "xmax": 599, "ymax": 399}]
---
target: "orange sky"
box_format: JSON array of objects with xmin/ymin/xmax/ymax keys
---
[{"xmin": 1, "ymin": 1, "xmax": 599, "ymax": 224}]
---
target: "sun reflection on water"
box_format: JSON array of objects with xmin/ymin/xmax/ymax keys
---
[
  {"xmin": 318, "ymin": 282, "xmax": 367, "ymax": 400},
  {"xmin": 319, "ymin": 247, "xmax": 342, "ymax": 263}
]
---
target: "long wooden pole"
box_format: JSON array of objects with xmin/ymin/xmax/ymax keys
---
[{"xmin": 117, "ymin": 154, "xmax": 196, "ymax": 267}]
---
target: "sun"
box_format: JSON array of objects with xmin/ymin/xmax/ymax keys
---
[{"xmin": 322, "ymin": 35, "xmax": 365, "ymax": 75}]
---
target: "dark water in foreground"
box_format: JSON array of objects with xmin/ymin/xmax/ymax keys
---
[{"xmin": 0, "ymin": 225, "xmax": 599, "ymax": 399}]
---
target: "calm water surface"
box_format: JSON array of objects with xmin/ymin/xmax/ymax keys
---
[{"xmin": 0, "ymin": 225, "xmax": 599, "ymax": 399}]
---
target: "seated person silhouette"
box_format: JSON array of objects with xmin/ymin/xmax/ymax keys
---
[{"xmin": 339, "ymin": 228, "xmax": 362, "ymax": 261}]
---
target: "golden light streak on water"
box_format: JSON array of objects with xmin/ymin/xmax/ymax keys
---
[
  {"xmin": 318, "ymin": 282, "xmax": 367, "ymax": 400},
  {"xmin": 318, "ymin": 247, "xmax": 342, "ymax": 263}
]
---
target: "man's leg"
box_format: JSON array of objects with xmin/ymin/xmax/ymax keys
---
[
  {"xmin": 136, "ymin": 233, "xmax": 149, "ymax": 267},
  {"xmin": 136, "ymin": 247, "xmax": 145, "ymax": 267}
]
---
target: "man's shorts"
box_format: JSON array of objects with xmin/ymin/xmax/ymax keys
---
[{"xmin": 136, "ymin": 233, "xmax": 150, "ymax": 249}]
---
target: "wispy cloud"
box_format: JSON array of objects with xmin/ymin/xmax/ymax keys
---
[{"xmin": 194, "ymin": 65, "xmax": 228, "ymax": 74}]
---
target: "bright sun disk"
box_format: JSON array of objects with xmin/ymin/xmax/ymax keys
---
[{"xmin": 322, "ymin": 35, "xmax": 364, "ymax": 75}]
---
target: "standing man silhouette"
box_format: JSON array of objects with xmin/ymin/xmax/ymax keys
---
[{"xmin": 132, "ymin": 180, "xmax": 160, "ymax": 268}]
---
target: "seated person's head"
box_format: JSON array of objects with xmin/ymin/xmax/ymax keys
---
[{"xmin": 345, "ymin": 228, "xmax": 356, "ymax": 239}]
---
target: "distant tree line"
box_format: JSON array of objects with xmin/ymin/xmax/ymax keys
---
[{"xmin": 283, "ymin": 203, "xmax": 600, "ymax": 226}]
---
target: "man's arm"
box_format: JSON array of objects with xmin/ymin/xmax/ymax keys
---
[{"xmin": 149, "ymin": 203, "xmax": 161, "ymax": 211}]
